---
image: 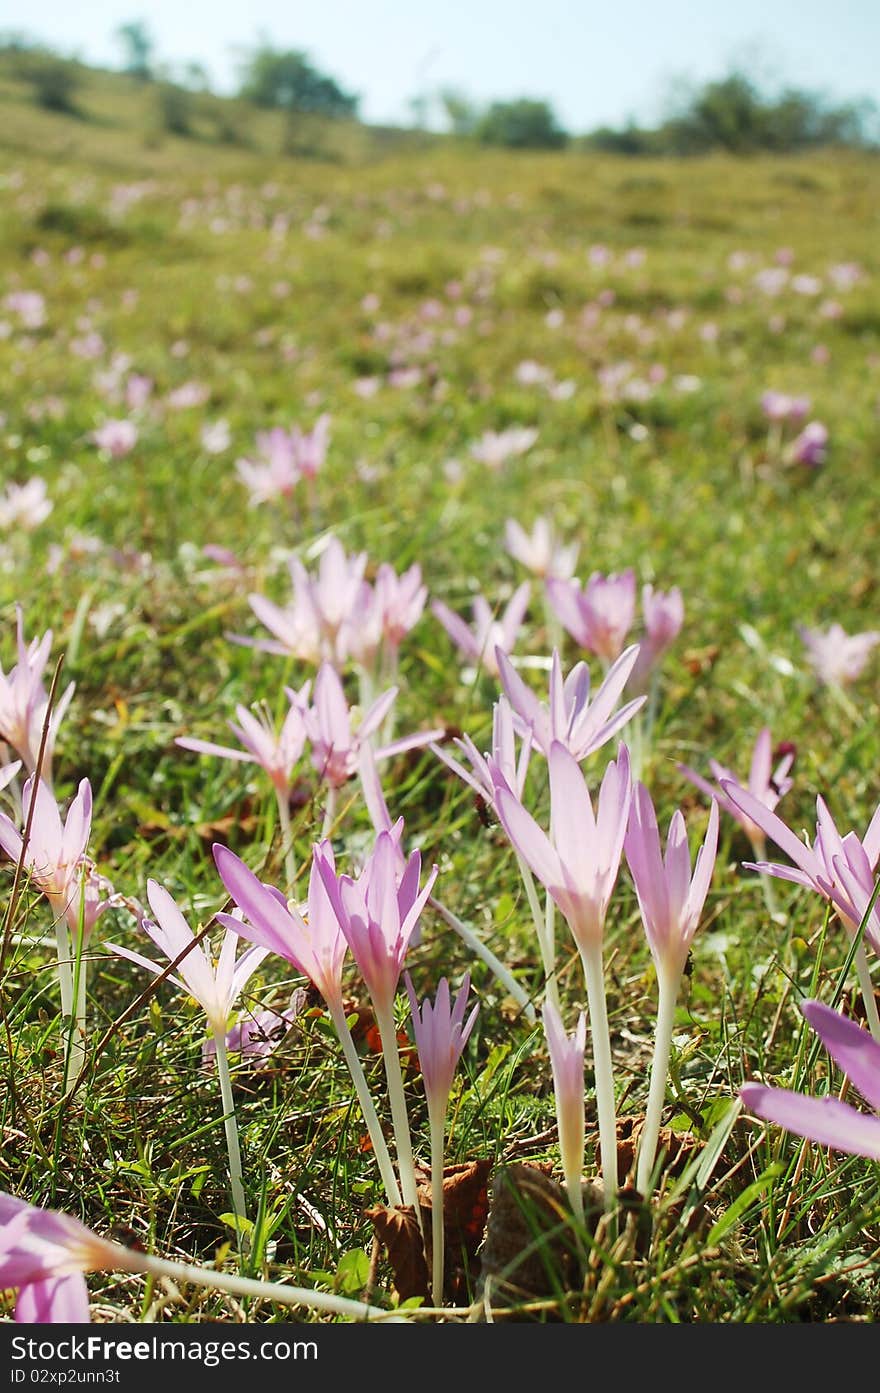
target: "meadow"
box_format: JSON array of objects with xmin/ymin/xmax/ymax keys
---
[{"xmin": 1, "ymin": 60, "xmax": 879, "ymax": 1324}]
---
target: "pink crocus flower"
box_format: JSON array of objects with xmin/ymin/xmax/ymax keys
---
[
  {"xmin": 627, "ymin": 585, "xmax": 684, "ymax": 694},
  {"xmin": 625, "ymin": 785, "xmax": 719, "ymax": 986},
  {"xmin": 246, "ymin": 536, "xmax": 368, "ymax": 668},
  {"xmin": 741, "ymin": 999, "xmax": 880, "ymax": 1160},
  {"xmin": 495, "ymin": 645, "xmax": 644, "ymax": 765},
  {"xmin": 315, "ymin": 831, "xmax": 437, "ymax": 1020},
  {"xmin": 176, "ymin": 684, "xmax": 311, "ymax": 798},
  {"xmin": 431, "ymin": 693, "xmax": 531, "ymax": 811},
  {"xmin": 542, "ymin": 1001, "xmax": 587, "ymax": 1224},
  {"xmin": 494, "ymin": 741, "xmax": 631, "ymax": 1208},
  {"xmin": 291, "ymin": 413, "xmax": 331, "ymax": 481},
  {"xmin": 92, "ymin": 419, "xmax": 138, "ymax": 458},
  {"xmin": 721, "ymin": 787, "xmax": 880, "ymax": 954},
  {"xmin": 624, "ymin": 785, "xmax": 719, "ymax": 1195},
  {"xmin": 0, "ymin": 478, "xmax": 52, "ymax": 531},
  {"xmin": 374, "ymin": 561, "xmax": 427, "ymax": 654},
  {"xmin": 678, "ymin": 727, "xmax": 794, "ymax": 859},
  {"xmin": 504, "ymin": 517, "xmax": 579, "ymax": 581},
  {"xmin": 106, "ymin": 881, "xmax": 270, "ymax": 1223},
  {"xmin": 235, "ymin": 436, "xmax": 300, "ymax": 505},
  {"xmin": 760, "ymin": 391, "xmax": 811, "ymax": 424},
  {"xmin": 0, "ymin": 1192, "xmax": 140, "ymax": 1323},
  {"xmin": 304, "ymin": 662, "xmax": 443, "ymax": 791},
  {"xmin": 213, "ymin": 844, "xmax": 349, "ymax": 1010},
  {"xmin": 787, "ymin": 421, "xmax": 828, "ymax": 467},
  {"xmin": 405, "ymin": 972, "xmax": 478, "ymax": 1115},
  {"xmin": 546, "ymin": 569, "xmax": 637, "ymax": 664},
  {"xmin": 213, "ymin": 840, "xmax": 402, "ymax": 1205},
  {"xmin": 720, "ymin": 784, "xmax": 880, "ymax": 1039},
  {"xmin": 431, "ymin": 582, "xmax": 531, "ymax": 679},
  {"xmin": 105, "ymin": 879, "xmax": 269, "ymax": 1038},
  {"xmin": 0, "ymin": 1191, "xmax": 393, "ymax": 1324},
  {"xmin": 0, "ymin": 607, "xmax": 75, "ymax": 785},
  {"xmin": 469, "ymin": 426, "xmax": 538, "ymax": 469},
  {"xmin": 0, "ymin": 774, "xmax": 106, "ymax": 944},
  {"xmin": 798, "ymin": 622, "xmax": 879, "ymax": 688},
  {"xmin": 316, "ymin": 831, "xmax": 438, "ymax": 1215},
  {"xmin": 405, "ymin": 971, "xmax": 478, "ymax": 1303}
]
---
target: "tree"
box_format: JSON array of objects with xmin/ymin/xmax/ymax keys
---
[
  {"xmin": 439, "ymin": 88, "xmax": 479, "ymax": 137},
  {"xmin": 476, "ymin": 98, "xmax": 568, "ymax": 150},
  {"xmin": 115, "ymin": 19, "xmax": 153, "ymax": 81},
  {"xmin": 237, "ymin": 44, "xmax": 357, "ymax": 118}
]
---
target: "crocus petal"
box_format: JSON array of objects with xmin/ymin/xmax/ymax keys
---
[
  {"xmin": 16, "ymin": 1273, "xmax": 91, "ymax": 1323},
  {"xmin": 740, "ymin": 1083, "xmax": 880, "ymax": 1159},
  {"xmin": 495, "ymin": 786, "xmax": 563, "ymax": 891},
  {"xmin": 720, "ymin": 781, "xmax": 819, "ymax": 878},
  {"xmin": 175, "ymin": 736, "xmax": 254, "ymax": 764},
  {"xmin": 801, "ymin": 999, "xmax": 880, "ymax": 1111}
]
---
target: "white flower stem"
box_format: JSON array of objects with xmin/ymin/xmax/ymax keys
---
[
  {"xmin": 374, "ymin": 998, "xmax": 422, "ymax": 1225},
  {"xmin": 67, "ymin": 942, "xmax": 88, "ymax": 1093},
  {"xmin": 326, "ymin": 996, "xmax": 402, "ymax": 1207},
  {"xmin": 212, "ymin": 1026, "xmax": 249, "ymax": 1229},
  {"xmin": 321, "ymin": 784, "xmax": 338, "ymax": 841},
  {"xmin": 636, "ymin": 970, "xmax": 679, "ymax": 1197},
  {"xmin": 138, "ymin": 1251, "xmax": 397, "ymax": 1321},
  {"xmin": 428, "ymin": 895, "xmax": 536, "ymax": 1024},
  {"xmin": 55, "ymin": 920, "xmax": 75, "ymax": 1094},
  {"xmin": 578, "ymin": 938, "xmax": 617, "ymax": 1212},
  {"xmin": 274, "ymin": 790, "xmax": 297, "ymax": 898},
  {"xmin": 516, "ymin": 855, "xmax": 559, "ymax": 1013},
  {"xmin": 428, "ymin": 1099, "xmax": 446, "ymax": 1308},
  {"xmin": 854, "ymin": 940, "xmax": 880, "ymax": 1043}
]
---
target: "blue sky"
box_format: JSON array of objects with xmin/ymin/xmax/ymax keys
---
[{"xmin": 7, "ymin": 0, "xmax": 880, "ymax": 131}]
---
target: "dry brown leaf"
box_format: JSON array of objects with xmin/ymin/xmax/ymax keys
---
[{"xmin": 364, "ymin": 1204, "xmax": 430, "ymax": 1303}]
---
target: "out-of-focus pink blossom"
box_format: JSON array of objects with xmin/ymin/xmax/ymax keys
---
[
  {"xmin": 469, "ymin": 427, "xmax": 538, "ymax": 470},
  {"xmin": 504, "ymin": 517, "xmax": 579, "ymax": 581},
  {"xmin": 93, "ymin": 420, "xmax": 138, "ymax": 458},
  {"xmin": 0, "ymin": 478, "xmax": 52, "ymax": 531},
  {"xmin": 787, "ymin": 421, "xmax": 828, "ymax": 468},
  {"xmin": 431, "ymin": 582, "xmax": 531, "ymax": 678},
  {"xmin": 546, "ymin": 569, "xmax": 637, "ymax": 664},
  {"xmin": 798, "ymin": 622, "xmax": 879, "ymax": 687}
]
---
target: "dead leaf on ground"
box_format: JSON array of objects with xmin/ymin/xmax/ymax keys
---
[{"xmin": 477, "ymin": 1162, "xmax": 601, "ymax": 1315}]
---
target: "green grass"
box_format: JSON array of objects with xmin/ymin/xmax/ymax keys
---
[{"xmin": 1, "ymin": 59, "xmax": 879, "ymax": 1323}]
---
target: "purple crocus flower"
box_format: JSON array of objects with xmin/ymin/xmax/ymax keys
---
[
  {"xmin": 0, "ymin": 606, "xmax": 75, "ymax": 785},
  {"xmin": 176, "ymin": 684, "xmax": 311, "ymax": 797},
  {"xmin": 0, "ymin": 774, "xmax": 107, "ymax": 943},
  {"xmin": 542, "ymin": 1001, "xmax": 587, "ymax": 1223},
  {"xmin": 304, "ymin": 662, "xmax": 444, "ymax": 791},
  {"xmin": 719, "ymin": 785, "xmax": 880, "ymax": 954},
  {"xmin": 787, "ymin": 421, "xmax": 828, "ymax": 468},
  {"xmin": 0, "ymin": 1193, "xmax": 140, "ymax": 1323},
  {"xmin": 624, "ymin": 785, "xmax": 719, "ymax": 1195},
  {"xmin": 214, "ymin": 840, "xmax": 404, "ymax": 1206},
  {"xmin": 546, "ymin": 569, "xmax": 637, "ymax": 664},
  {"xmin": 494, "ymin": 741, "xmax": 632, "ymax": 958},
  {"xmin": 494, "ymin": 740, "xmax": 631, "ymax": 1208},
  {"xmin": 431, "ymin": 582, "xmax": 531, "ymax": 679},
  {"xmin": 105, "ymin": 879, "xmax": 269, "ymax": 1038},
  {"xmin": 798, "ymin": 622, "xmax": 879, "ymax": 688},
  {"xmin": 678, "ymin": 727, "xmax": 794, "ymax": 859},
  {"xmin": 741, "ymin": 1000, "xmax": 880, "ymax": 1160},
  {"xmin": 405, "ymin": 972, "xmax": 478, "ymax": 1304},
  {"xmin": 315, "ymin": 831, "xmax": 437, "ymax": 1019},
  {"xmin": 495, "ymin": 645, "xmax": 644, "ymax": 765},
  {"xmin": 405, "ymin": 972, "xmax": 478, "ymax": 1115},
  {"xmin": 627, "ymin": 585, "xmax": 684, "ymax": 694}
]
